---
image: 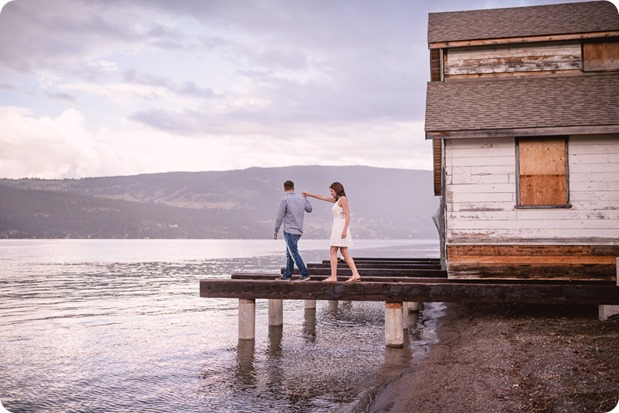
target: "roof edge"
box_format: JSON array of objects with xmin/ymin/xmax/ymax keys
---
[
  {"xmin": 428, "ymin": 30, "xmax": 619, "ymax": 49},
  {"xmin": 425, "ymin": 125, "xmax": 619, "ymax": 140}
]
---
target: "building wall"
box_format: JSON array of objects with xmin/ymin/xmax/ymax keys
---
[{"xmin": 444, "ymin": 134, "xmax": 619, "ymax": 280}]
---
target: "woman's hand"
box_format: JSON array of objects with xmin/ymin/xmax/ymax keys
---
[{"xmin": 341, "ymin": 231, "xmax": 347, "ymax": 239}]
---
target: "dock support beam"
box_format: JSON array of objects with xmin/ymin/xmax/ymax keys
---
[
  {"xmin": 268, "ymin": 299, "xmax": 283, "ymax": 327},
  {"xmin": 599, "ymin": 258, "xmax": 619, "ymax": 321},
  {"xmin": 239, "ymin": 298, "xmax": 256, "ymax": 340},
  {"xmin": 304, "ymin": 300, "xmax": 316, "ymax": 310},
  {"xmin": 385, "ymin": 302, "xmax": 404, "ymax": 348}
]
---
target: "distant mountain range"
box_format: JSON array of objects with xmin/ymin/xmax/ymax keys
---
[{"xmin": 0, "ymin": 166, "xmax": 440, "ymax": 239}]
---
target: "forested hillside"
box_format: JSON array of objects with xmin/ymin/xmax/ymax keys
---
[{"xmin": 0, "ymin": 166, "xmax": 439, "ymax": 239}]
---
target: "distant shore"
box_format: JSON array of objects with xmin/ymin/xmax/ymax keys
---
[{"xmin": 361, "ymin": 302, "xmax": 619, "ymax": 413}]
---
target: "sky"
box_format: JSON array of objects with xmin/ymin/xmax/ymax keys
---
[{"xmin": 0, "ymin": 0, "xmax": 610, "ymax": 179}]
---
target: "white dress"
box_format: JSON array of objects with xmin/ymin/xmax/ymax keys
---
[{"xmin": 330, "ymin": 197, "xmax": 353, "ymax": 247}]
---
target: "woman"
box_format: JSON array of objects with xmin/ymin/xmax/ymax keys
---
[{"xmin": 303, "ymin": 182, "xmax": 361, "ymax": 283}]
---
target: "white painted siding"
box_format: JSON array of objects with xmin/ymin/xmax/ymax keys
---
[{"xmin": 445, "ymin": 135, "xmax": 619, "ymax": 243}]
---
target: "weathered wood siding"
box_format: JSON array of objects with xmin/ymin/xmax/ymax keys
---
[
  {"xmin": 433, "ymin": 139, "xmax": 442, "ymax": 196},
  {"xmin": 444, "ymin": 135, "xmax": 619, "ymax": 280},
  {"xmin": 445, "ymin": 42, "xmax": 581, "ymax": 78}
]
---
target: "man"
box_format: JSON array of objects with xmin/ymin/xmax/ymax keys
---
[{"xmin": 274, "ymin": 180, "xmax": 312, "ymax": 281}]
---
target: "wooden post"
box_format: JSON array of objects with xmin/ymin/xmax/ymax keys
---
[
  {"xmin": 268, "ymin": 299, "xmax": 283, "ymax": 327},
  {"xmin": 328, "ymin": 300, "xmax": 338, "ymax": 311},
  {"xmin": 304, "ymin": 299, "xmax": 316, "ymax": 309},
  {"xmin": 407, "ymin": 302, "xmax": 420, "ymax": 312},
  {"xmin": 385, "ymin": 302, "xmax": 404, "ymax": 348},
  {"xmin": 599, "ymin": 257, "xmax": 619, "ymax": 321},
  {"xmin": 239, "ymin": 298, "xmax": 256, "ymax": 340}
]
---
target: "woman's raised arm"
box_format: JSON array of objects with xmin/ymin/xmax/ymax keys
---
[{"xmin": 302, "ymin": 192, "xmax": 336, "ymax": 203}]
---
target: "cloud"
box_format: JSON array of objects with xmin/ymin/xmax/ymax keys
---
[
  {"xmin": 0, "ymin": 106, "xmax": 431, "ymax": 179},
  {"xmin": 0, "ymin": 0, "xmax": 185, "ymax": 74},
  {"xmin": 0, "ymin": 107, "xmax": 102, "ymax": 178}
]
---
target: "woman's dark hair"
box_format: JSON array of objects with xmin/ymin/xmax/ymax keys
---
[{"xmin": 329, "ymin": 182, "xmax": 346, "ymax": 199}]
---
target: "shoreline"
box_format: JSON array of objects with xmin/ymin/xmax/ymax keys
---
[{"xmin": 360, "ymin": 302, "xmax": 619, "ymax": 413}]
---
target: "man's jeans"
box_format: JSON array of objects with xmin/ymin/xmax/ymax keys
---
[{"xmin": 283, "ymin": 232, "xmax": 309, "ymax": 277}]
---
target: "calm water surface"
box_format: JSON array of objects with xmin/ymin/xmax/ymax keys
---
[{"xmin": 0, "ymin": 239, "xmax": 442, "ymax": 413}]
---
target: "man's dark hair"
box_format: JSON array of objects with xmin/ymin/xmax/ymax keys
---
[{"xmin": 284, "ymin": 180, "xmax": 294, "ymax": 191}]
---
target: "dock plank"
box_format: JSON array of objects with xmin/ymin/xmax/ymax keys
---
[
  {"xmin": 282, "ymin": 268, "xmax": 448, "ymax": 277},
  {"xmin": 309, "ymin": 263, "xmax": 442, "ymax": 270},
  {"xmin": 231, "ymin": 273, "xmax": 451, "ymax": 283}
]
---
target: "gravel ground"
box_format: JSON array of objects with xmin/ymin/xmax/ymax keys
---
[{"xmin": 364, "ymin": 302, "xmax": 619, "ymax": 413}]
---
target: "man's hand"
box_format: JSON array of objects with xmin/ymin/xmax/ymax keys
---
[{"xmin": 273, "ymin": 233, "xmax": 278, "ymax": 240}]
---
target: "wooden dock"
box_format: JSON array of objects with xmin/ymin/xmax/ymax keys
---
[{"xmin": 199, "ymin": 257, "xmax": 619, "ymax": 347}]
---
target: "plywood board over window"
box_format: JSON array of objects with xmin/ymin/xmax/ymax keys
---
[
  {"xmin": 583, "ymin": 39, "xmax": 619, "ymax": 72},
  {"xmin": 517, "ymin": 137, "xmax": 569, "ymax": 207}
]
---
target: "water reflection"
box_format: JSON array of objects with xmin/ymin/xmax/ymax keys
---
[
  {"xmin": 266, "ymin": 326, "xmax": 284, "ymax": 395},
  {"xmin": 302, "ymin": 308, "xmax": 316, "ymax": 343},
  {"xmin": 383, "ymin": 334, "xmax": 412, "ymax": 368},
  {"xmin": 267, "ymin": 325, "xmax": 283, "ymax": 357},
  {"xmin": 235, "ymin": 339, "xmax": 256, "ymax": 387}
]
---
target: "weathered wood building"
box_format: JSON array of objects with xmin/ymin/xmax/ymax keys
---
[{"xmin": 425, "ymin": 1, "xmax": 619, "ymax": 281}]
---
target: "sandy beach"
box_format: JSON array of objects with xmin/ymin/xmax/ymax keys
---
[{"xmin": 363, "ymin": 302, "xmax": 619, "ymax": 413}]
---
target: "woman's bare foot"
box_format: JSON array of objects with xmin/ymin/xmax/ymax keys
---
[
  {"xmin": 322, "ymin": 276, "xmax": 337, "ymax": 283},
  {"xmin": 344, "ymin": 275, "xmax": 361, "ymax": 283}
]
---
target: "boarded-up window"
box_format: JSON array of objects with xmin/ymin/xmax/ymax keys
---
[
  {"xmin": 583, "ymin": 39, "xmax": 619, "ymax": 72},
  {"xmin": 517, "ymin": 137, "xmax": 569, "ymax": 207}
]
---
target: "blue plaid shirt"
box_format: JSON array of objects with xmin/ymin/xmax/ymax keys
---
[{"xmin": 274, "ymin": 192, "xmax": 312, "ymax": 235}]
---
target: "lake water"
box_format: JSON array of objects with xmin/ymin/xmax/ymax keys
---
[{"xmin": 0, "ymin": 239, "xmax": 442, "ymax": 413}]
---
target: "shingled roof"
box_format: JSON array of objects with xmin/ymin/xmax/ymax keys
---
[
  {"xmin": 428, "ymin": 1, "xmax": 619, "ymax": 44},
  {"xmin": 425, "ymin": 74, "xmax": 619, "ymax": 137}
]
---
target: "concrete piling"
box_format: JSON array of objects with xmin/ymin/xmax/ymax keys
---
[
  {"xmin": 238, "ymin": 298, "xmax": 256, "ymax": 340},
  {"xmin": 385, "ymin": 302, "xmax": 404, "ymax": 348},
  {"xmin": 268, "ymin": 299, "xmax": 283, "ymax": 327}
]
